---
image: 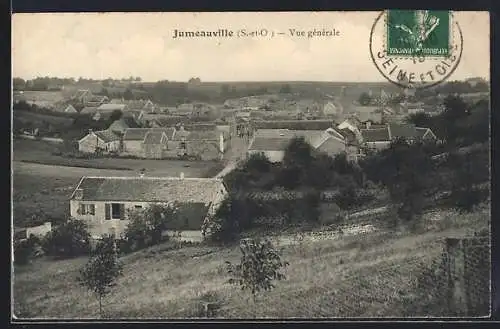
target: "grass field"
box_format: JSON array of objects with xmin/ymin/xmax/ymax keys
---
[{"xmin": 13, "ymin": 204, "xmax": 490, "ymax": 319}]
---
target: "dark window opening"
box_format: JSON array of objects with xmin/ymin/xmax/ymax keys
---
[
  {"xmin": 111, "ymin": 203, "xmax": 122, "ymax": 219},
  {"xmin": 135, "ymin": 205, "xmax": 143, "ymax": 209}
]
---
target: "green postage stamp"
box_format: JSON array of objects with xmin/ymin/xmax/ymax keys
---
[{"xmin": 386, "ymin": 10, "xmax": 451, "ymax": 57}]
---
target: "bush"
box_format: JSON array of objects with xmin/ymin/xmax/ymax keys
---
[
  {"xmin": 13, "ymin": 235, "xmax": 45, "ymax": 265},
  {"xmin": 42, "ymin": 219, "xmax": 91, "ymax": 258},
  {"xmin": 123, "ymin": 204, "xmax": 178, "ymax": 251}
]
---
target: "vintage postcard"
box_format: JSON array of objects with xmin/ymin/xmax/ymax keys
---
[{"xmin": 11, "ymin": 11, "xmax": 491, "ymax": 320}]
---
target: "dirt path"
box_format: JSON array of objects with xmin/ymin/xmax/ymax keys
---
[{"xmin": 215, "ymin": 136, "xmax": 248, "ymax": 178}]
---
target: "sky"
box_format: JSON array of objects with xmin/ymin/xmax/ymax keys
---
[{"xmin": 12, "ymin": 11, "xmax": 490, "ymax": 82}]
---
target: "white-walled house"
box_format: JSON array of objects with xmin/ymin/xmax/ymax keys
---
[
  {"xmin": 78, "ymin": 130, "xmax": 121, "ymax": 154},
  {"xmin": 69, "ymin": 175, "xmax": 228, "ymax": 239}
]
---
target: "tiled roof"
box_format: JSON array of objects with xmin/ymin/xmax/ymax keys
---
[
  {"xmin": 152, "ymin": 116, "xmax": 188, "ymax": 127},
  {"xmin": 388, "ymin": 123, "xmax": 417, "ymax": 138},
  {"xmin": 96, "ymin": 103, "xmax": 127, "ymax": 111},
  {"xmin": 183, "ymin": 123, "xmax": 217, "ymax": 131},
  {"xmin": 248, "ymin": 137, "xmax": 290, "ymax": 151},
  {"xmin": 123, "ymin": 128, "xmax": 169, "ymax": 141},
  {"xmin": 94, "ymin": 130, "xmax": 121, "ymax": 143},
  {"xmin": 80, "ymin": 106, "xmax": 99, "ymax": 114},
  {"xmin": 71, "ymin": 176, "xmax": 226, "ymax": 203},
  {"xmin": 416, "ymin": 127, "xmax": 429, "ymax": 138},
  {"xmin": 143, "ymin": 131, "xmax": 167, "ymax": 144},
  {"xmin": 253, "ymin": 120, "xmax": 334, "ymax": 130},
  {"xmin": 357, "ymin": 112, "xmax": 383, "ymax": 123},
  {"xmin": 123, "ymin": 128, "xmax": 149, "ymax": 141},
  {"xmin": 361, "ymin": 128, "xmax": 390, "ymax": 142},
  {"xmin": 185, "ymin": 130, "xmax": 221, "ymax": 141}
]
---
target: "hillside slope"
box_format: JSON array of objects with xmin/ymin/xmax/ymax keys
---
[{"xmin": 13, "ymin": 204, "xmax": 490, "ymax": 319}]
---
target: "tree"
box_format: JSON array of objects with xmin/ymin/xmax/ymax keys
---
[
  {"xmin": 42, "ymin": 219, "xmax": 91, "ymax": 258},
  {"xmin": 225, "ymin": 238, "xmax": 288, "ymax": 307},
  {"xmin": 279, "ymin": 84, "xmax": 292, "ymax": 94},
  {"xmin": 109, "ymin": 110, "xmax": 123, "ymax": 122},
  {"xmin": 13, "ymin": 77, "xmax": 26, "ymax": 90},
  {"xmin": 124, "ymin": 203, "xmax": 178, "ymax": 250},
  {"xmin": 78, "ymin": 234, "xmax": 123, "ymax": 318},
  {"xmin": 99, "ymin": 88, "xmax": 109, "ymax": 97},
  {"xmin": 358, "ymin": 92, "xmax": 372, "ymax": 106},
  {"xmin": 123, "ymin": 88, "xmax": 134, "ymax": 101},
  {"xmin": 405, "ymin": 112, "xmax": 432, "ymax": 127}
]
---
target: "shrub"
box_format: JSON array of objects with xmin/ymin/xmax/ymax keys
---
[
  {"xmin": 123, "ymin": 203, "xmax": 178, "ymax": 251},
  {"xmin": 42, "ymin": 219, "xmax": 91, "ymax": 258},
  {"xmin": 13, "ymin": 235, "xmax": 45, "ymax": 265}
]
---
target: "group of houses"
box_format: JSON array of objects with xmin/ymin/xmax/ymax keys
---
[
  {"xmin": 78, "ymin": 118, "xmax": 230, "ymax": 161},
  {"xmin": 246, "ymin": 116, "xmax": 437, "ymax": 163}
]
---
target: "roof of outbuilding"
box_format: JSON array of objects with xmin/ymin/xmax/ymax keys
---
[{"xmin": 71, "ymin": 176, "xmax": 227, "ymax": 202}]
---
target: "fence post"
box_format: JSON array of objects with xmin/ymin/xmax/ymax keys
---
[{"xmin": 446, "ymin": 238, "xmax": 468, "ymax": 316}]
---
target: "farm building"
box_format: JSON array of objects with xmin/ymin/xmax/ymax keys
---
[
  {"xmin": 86, "ymin": 95, "xmax": 110, "ymax": 107},
  {"xmin": 247, "ymin": 136, "xmax": 290, "ymax": 162},
  {"xmin": 360, "ymin": 123, "xmax": 437, "ymax": 151},
  {"xmin": 173, "ymin": 126, "xmax": 228, "ymax": 161},
  {"xmin": 252, "ymin": 120, "xmax": 335, "ymax": 131},
  {"xmin": 126, "ymin": 99, "xmax": 157, "ymax": 112},
  {"xmin": 247, "ymin": 128, "xmax": 347, "ymax": 162},
  {"xmin": 78, "ymin": 129, "xmax": 121, "ymax": 154},
  {"xmin": 69, "ymin": 175, "xmax": 228, "ymax": 239},
  {"xmin": 122, "ymin": 128, "xmax": 175, "ymax": 158},
  {"xmin": 53, "ymin": 103, "xmax": 78, "ymax": 113}
]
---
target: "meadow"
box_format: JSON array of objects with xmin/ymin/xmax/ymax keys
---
[{"xmin": 13, "ymin": 204, "xmax": 490, "ymax": 319}]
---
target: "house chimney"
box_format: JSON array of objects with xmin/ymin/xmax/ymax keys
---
[
  {"xmin": 180, "ymin": 172, "xmax": 185, "ymax": 180},
  {"xmin": 365, "ymin": 121, "xmax": 371, "ymax": 129},
  {"xmin": 74, "ymin": 188, "xmax": 83, "ymax": 200}
]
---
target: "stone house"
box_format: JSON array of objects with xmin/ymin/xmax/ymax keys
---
[
  {"xmin": 69, "ymin": 175, "xmax": 228, "ymax": 239},
  {"xmin": 247, "ymin": 128, "xmax": 347, "ymax": 163},
  {"xmin": 78, "ymin": 129, "xmax": 121, "ymax": 154},
  {"xmin": 122, "ymin": 128, "xmax": 175, "ymax": 158},
  {"xmin": 360, "ymin": 123, "xmax": 438, "ymax": 152},
  {"xmin": 173, "ymin": 126, "xmax": 228, "ymax": 161}
]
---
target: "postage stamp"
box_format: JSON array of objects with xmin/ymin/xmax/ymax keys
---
[
  {"xmin": 370, "ymin": 10, "xmax": 463, "ymax": 89},
  {"xmin": 386, "ymin": 10, "xmax": 451, "ymax": 57}
]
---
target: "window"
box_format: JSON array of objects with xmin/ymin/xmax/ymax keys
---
[
  {"xmin": 111, "ymin": 203, "xmax": 122, "ymax": 219},
  {"xmin": 79, "ymin": 203, "xmax": 95, "ymax": 215},
  {"xmin": 135, "ymin": 205, "xmax": 143, "ymax": 209},
  {"xmin": 180, "ymin": 142, "xmax": 187, "ymax": 149}
]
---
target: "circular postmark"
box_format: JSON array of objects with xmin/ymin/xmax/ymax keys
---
[{"xmin": 369, "ymin": 10, "xmax": 463, "ymax": 90}]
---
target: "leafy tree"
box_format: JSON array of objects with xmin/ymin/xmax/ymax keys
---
[
  {"xmin": 13, "ymin": 77, "xmax": 26, "ymax": 90},
  {"xmin": 405, "ymin": 112, "xmax": 432, "ymax": 127},
  {"xmin": 283, "ymin": 137, "xmax": 314, "ymax": 170},
  {"xmin": 225, "ymin": 238, "xmax": 288, "ymax": 307},
  {"xmin": 42, "ymin": 219, "xmax": 91, "ymax": 258},
  {"xmin": 279, "ymin": 84, "xmax": 292, "ymax": 94},
  {"xmin": 78, "ymin": 234, "xmax": 123, "ymax": 318},
  {"xmin": 202, "ymin": 197, "xmax": 240, "ymax": 244},
  {"xmin": 123, "ymin": 88, "xmax": 134, "ymax": 101},
  {"xmin": 124, "ymin": 203, "xmax": 178, "ymax": 250},
  {"xmin": 358, "ymin": 92, "xmax": 372, "ymax": 106},
  {"xmin": 449, "ymin": 151, "xmax": 489, "ymax": 212},
  {"xmin": 99, "ymin": 88, "xmax": 109, "ymax": 97},
  {"xmin": 109, "ymin": 110, "xmax": 123, "ymax": 122}
]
